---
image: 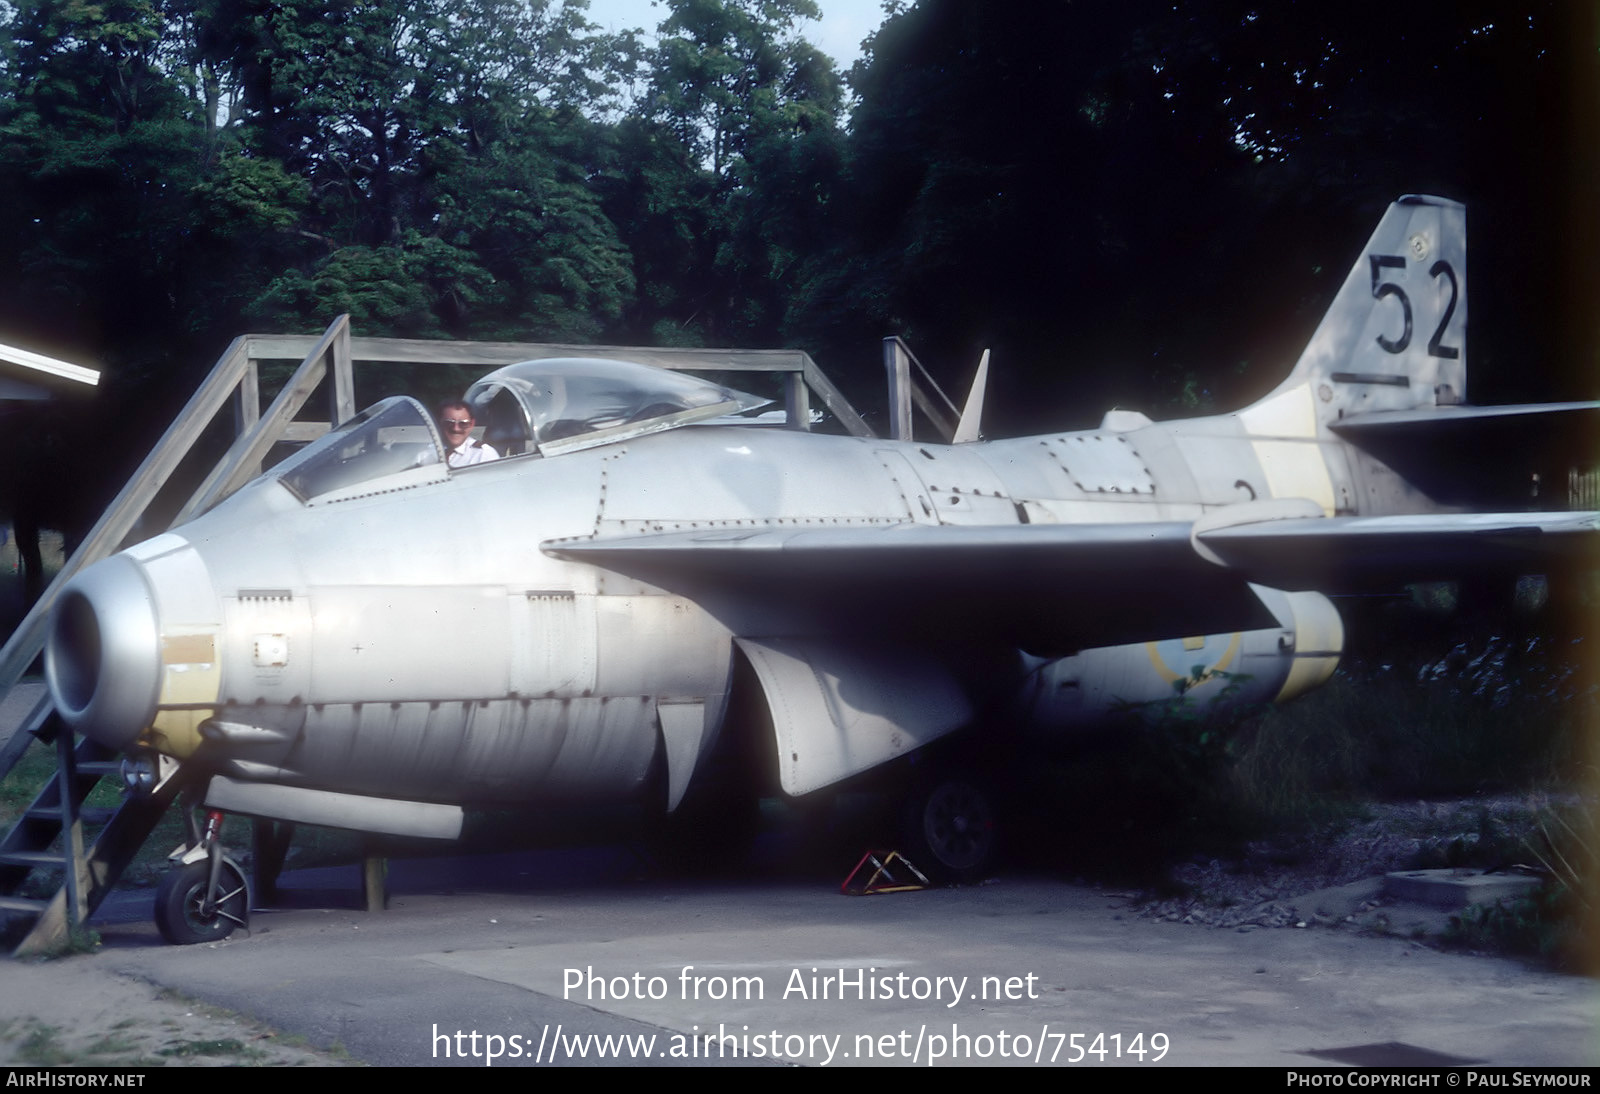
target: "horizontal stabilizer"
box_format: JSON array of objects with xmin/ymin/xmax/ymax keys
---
[
  {"xmin": 1195, "ymin": 510, "xmax": 1599, "ymax": 593},
  {"xmin": 1331, "ymin": 401, "xmax": 1600, "ymax": 433},
  {"xmin": 1330, "ymin": 401, "xmax": 1600, "ymax": 510}
]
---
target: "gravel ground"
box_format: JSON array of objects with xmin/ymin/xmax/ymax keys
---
[
  {"xmin": 0, "ymin": 958, "xmax": 353, "ymax": 1067},
  {"xmin": 1131, "ymin": 793, "xmax": 1575, "ymax": 932}
]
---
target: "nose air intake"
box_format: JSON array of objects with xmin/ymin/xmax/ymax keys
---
[{"xmin": 45, "ymin": 554, "xmax": 162, "ymax": 749}]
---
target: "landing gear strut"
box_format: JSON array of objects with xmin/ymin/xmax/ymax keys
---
[{"xmin": 154, "ymin": 807, "xmax": 250, "ymax": 945}]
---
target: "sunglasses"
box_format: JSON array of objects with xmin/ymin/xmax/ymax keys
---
[{"xmin": 442, "ymin": 418, "xmax": 473, "ymax": 428}]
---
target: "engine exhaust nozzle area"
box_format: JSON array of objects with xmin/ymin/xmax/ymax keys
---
[{"xmin": 45, "ymin": 554, "xmax": 162, "ymax": 750}]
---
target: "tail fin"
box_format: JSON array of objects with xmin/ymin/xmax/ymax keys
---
[{"xmin": 1245, "ymin": 195, "xmax": 1467, "ymax": 434}]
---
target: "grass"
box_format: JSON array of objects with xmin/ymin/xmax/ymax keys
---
[
  {"xmin": 0, "ymin": 738, "xmax": 58, "ymax": 823},
  {"xmin": 17, "ymin": 1021, "xmax": 69, "ymax": 1066},
  {"xmin": 1225, "ymin": 590, "xmax": 1592, "ymax": 823},
  {"xmin": 1442, "ymin": 795, "xmax": 1600, "ymax": 970},
  {"xmin": 157, "ymin": 1037, "xmax": 265, "ymax": 1061},
  {"xmin": 149, "ymin": 987, "xmax": 359, "ymax": 1064},
  {"xmin": 0, "ymin": 1017, "xmax": 160, "ymax": 1068},
  {"xmin": 1446, "ymin": 885, "xmax": 1579, "ymax": 965},
  {"xmin": 82, "ymin": 1031, "xmax": 141, "ymax": 1056},
  {"xmin": 36, "ymin": 925, "xmax": 102, "ymax": 958},
  {"xmin": 1010, "ymin": 596, "xmax": 1596, "ymax": 967},
  {"xmin": 2, "ymin": 735, "xmax": 132, "ymax": 828},
  {"xmin": 0, "ymin": 998, "xmax": 314, "ymax": 1067},
  {"xmin": 1230, "ymin": 666, "xmax": 1584, "ymax": 827}
]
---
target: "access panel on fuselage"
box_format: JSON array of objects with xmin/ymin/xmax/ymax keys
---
[{"xmin": 592, "ymin": 428, "xmax": 926, "ymax": 532}]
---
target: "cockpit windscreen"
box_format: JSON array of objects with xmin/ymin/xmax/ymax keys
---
[{"xmin": 276, "ymin": 396, "xmax": 443, "ymax": 502}]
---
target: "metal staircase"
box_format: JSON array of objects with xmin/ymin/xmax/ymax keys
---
[
  {"xmin": 0, "ymin": 725, "xmax": 189, "ymax": 956},
  {"xmin": 0, "ymin": 316, "xmax": 358, "ymax": 954}
]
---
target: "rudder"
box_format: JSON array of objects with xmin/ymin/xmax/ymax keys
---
[{"xmin": 1250, "ymin": 195, "xmax": 1467, "ymax": 433}]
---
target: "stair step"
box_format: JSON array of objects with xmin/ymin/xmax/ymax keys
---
[
  {"xmin": 25, "ymin": 806, "xmax": 117, "ymax": 825},
  {"xmin": 0, "ymin": 894, "xmax": 47, "ymax": 915},
  {"xmin": 0, "ymin": 850, "xmax": 63, "ymax": 869}
]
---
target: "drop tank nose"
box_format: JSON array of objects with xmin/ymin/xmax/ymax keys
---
[{"xmin": 45, "ymin": 554, "xmax": 162, "ymax": 750}]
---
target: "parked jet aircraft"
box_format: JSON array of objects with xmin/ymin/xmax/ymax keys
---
[{"xmin": 43, "ymin": 196, "xmax": 1597, "ymax": 943}]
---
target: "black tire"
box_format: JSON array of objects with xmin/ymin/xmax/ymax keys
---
[
  {"xmin": 901, "ymin": 777, "xmax": 1000, "ymax": 883},
  {"xmin": 155, "ymin": 860, "xmax": 250, "ymax": 945}
]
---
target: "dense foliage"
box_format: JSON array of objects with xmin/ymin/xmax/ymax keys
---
[{"xmin": 0, "ymin": 0, "xmax": 1593, "ymax": 436}]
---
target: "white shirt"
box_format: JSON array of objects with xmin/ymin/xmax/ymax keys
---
[{"xmin": 447, "ymin": 438, "xmax": 500, "ymax": 468}]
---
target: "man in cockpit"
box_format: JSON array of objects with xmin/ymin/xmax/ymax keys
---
[{"xmin": 438, "ymin": 401, "xmax": 500, "ymax": 468}]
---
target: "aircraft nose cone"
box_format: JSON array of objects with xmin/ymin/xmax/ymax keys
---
[{"xmin": 45, "ymin": 554, "xmax": 162, "ymax": 750}]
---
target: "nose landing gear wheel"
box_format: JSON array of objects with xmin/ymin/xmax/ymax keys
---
[
  {"xmin": 155, "ymin": 860, "xmax": 250, "ymax": 945},
  {"xmin": 902, "ymin": 777, "xmax": 999, "ymax": 883}
]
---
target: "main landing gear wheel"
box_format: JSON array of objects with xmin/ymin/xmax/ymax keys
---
[
  {"xmin": 155, "ymin": 860, "xmax": 250, "ymax": 945},
  {"xmin": 902, "ymin": 777, "xmax": 999, "ymax": 883}
]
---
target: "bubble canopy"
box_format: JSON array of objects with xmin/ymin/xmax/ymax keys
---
[
  {"xmin": 265, "ymin": 359, "xmax": 772, "ymax": 506},
  {"xmin": 464, "ymin": 357, "xmax": 770, "ymax": 457}
]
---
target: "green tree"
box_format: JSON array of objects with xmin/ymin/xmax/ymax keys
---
[
  {"xmin": 0, "ymin": 0, "xmax": 300, "ymax": 365},
  {"xmin": 227, "ymin": 0, "xmax": 638, "ymax": 338},
  {"xmin": 796, "ymin": 1, "xmax": 1595, "ymax": 433},
  {"xmin": 593, "ymin": 115, "xmax": 719, "ymax": 346},
  {"xmin": 636, "ymin": 0, "xmax": 844, "ymax": 345}
]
